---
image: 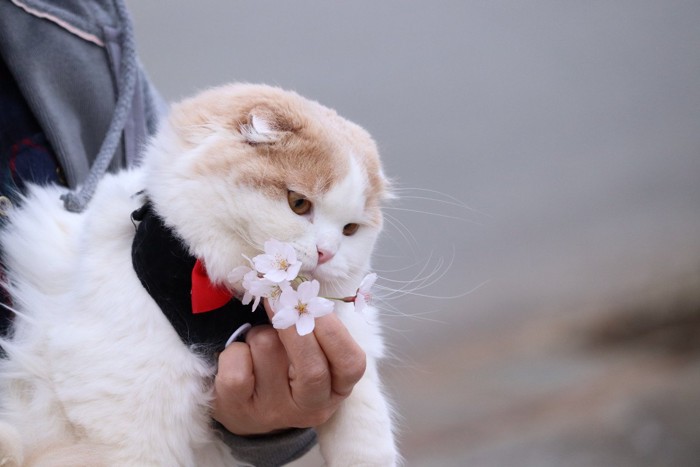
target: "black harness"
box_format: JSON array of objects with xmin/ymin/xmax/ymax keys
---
[{"xmin": 130, "ymin": 203, "xmax": 268, "ymax": 355}]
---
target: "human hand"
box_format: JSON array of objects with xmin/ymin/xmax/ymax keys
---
[{"xmin": 212, "ymin": 300, "xmax": 366, "ymax": 435}]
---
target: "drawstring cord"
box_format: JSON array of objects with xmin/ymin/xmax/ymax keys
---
[{"xmin": 61, "ymin": 0, "xmax": 137, "ymax": 213}]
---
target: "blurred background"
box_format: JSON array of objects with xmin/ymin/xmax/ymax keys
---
[{"xmin": 126, "ymin": 1, "xmax": 700, "ymax": 465}]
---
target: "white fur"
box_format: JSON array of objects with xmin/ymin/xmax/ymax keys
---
[
  {"xmin": 0, "ymin": 88, "xmax": 397, "ymax": 466},
  {"xmin": 0, "ymin": 174, "xmax": 236, "ymax": 466}
]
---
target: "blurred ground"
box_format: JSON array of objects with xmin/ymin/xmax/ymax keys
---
[
  {"xmin": 391, "ymin": 271, "xmax": 700, "ymax": 466},
  {"xmin": 291, "ymin": 270, "xmax": 700, "ymax": 466}
]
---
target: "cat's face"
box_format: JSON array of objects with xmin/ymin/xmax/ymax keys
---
[{"xmin": 145, "ymin": 84, "xmax": 390, "ymax": 294}]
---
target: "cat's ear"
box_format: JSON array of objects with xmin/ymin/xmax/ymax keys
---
[{"xmin": 240, "ymin": 111, "xmax": 284, "ymax": 144}]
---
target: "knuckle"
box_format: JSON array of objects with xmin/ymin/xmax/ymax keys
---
[
  {"xmin": 335, "ymin": 347, "xmax": 366, "ymax": 385},
  {"xmin": 215, "ymin": 347, "xmax": 252, "ymax": 393},
  {"xmin": 345, "ymin": 349, "xmax": 367, "ymax": 382},
  {"xmin": 247, "ymin": 326, "xmax": 280, "ymax": 351},
  {"xmin": 297, "ymin": 363, "xmax": 330, "ymax": 388},
  {"xmin": 217, "ymin": 368, "xmax": 250, "ymax": 393}
]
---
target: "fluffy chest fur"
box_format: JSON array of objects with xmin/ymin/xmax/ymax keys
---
[{"xmin": 0, "ymin": 84, "xmax": 397, "ymax": 466}]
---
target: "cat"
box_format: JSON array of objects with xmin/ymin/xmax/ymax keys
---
[{"xmin": 0, "ymin": 84, "xmax": 397, "ymax": 466}]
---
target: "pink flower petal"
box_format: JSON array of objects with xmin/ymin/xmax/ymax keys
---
[
  {"xmin": 353, "ymin": 272, "xmax": 377, "ymax": 313},
  {"xmin": 296, "ymin": 313, "xmax": 316, "ymax": 336},
  {"xmin": 286, "ymin": 261, "xmax": 302, "ymax": 280},
  {"xmin": 358, "ymin": 273, "xmax": 377, "ymax": 292},
  {"xmin": 281, "ymin": 242, "xmax": 297, "ymax": 260},
  {"xmin": 309, "ymin": 297, "xmax": 334, "ymax": 317},
  {"xmin": 252, "ymin": 254, "xmax": 275, "ymax": 274},
  {"xmin": 242, "ymin": 291, "xmax": 253, "ymax": 306},
  {"xmin": 296, "ymin": 280, "xmax": 320, "ymax": 302},
  {"xmin": 272, "ymin": 307, "xmax": 298, "ymax": 330},
  {"xmin": 278, "ymin": 287, "xmax": 299, "ymax": 309},
  {"xmin": 263, "ymin": 268, "xmax": 289, "ymax": 283}
]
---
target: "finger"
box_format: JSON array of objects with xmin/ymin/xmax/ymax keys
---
[
  {"xmin": 246, "ymin": 325, "xmax": 291, "ymax": 401},
  {"xmin": 216, "ymin": 342, "xmax": 255, "ymax": 399},
  {"xmin": 312, "ymin": 312, "xmax": 367, "ymax": 397},
  {"xmin": 263, "ymin": 298, "xmax": 327, "ymax": 373},
  {"xmin": 212, "ymin": 342, "xmax": 254, "ymax": 429},
  {"xmin": 263, "ymin": 299, "xmax": 332, "ymax": 408}
]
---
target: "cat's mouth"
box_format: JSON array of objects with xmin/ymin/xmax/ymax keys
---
[
  {"xmin": 302, "ymin": 263, "xmax": 324, "ymax": 279},
  {"xmin": 280, "ymin": 246, "xmax": 341, "ymax": 283},
  {"xmin": 308, "ymin": 262, "xmax": 342, "ymax": 284}
]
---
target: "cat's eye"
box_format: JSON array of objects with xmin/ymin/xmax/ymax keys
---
[
  {"xmin": 288, "ymin": 191, "xmax": 312, "ymax": 215},
  {"xmin": 343, "ymin": 223, "xmax": 360, "ymax": 236}
]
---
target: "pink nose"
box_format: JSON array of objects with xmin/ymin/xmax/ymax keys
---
[{"xmin": 317, "ymin": 248, "xmax": 335, "ymax": 265}]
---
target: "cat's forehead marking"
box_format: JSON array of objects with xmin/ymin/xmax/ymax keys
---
[
  {"xmin": 170, "ymin": 84, "xmax": 386, "ymax": 207},
  {"xmin": 232, "ymin": 130, "xmax": 351, "ymax": 200},
  {"xmin": 319, "ymin": 153, "xmax": 366, "ymax": 214},
  {"xmin": 314, "ymin": 150, "xmax": 385, "ymax": 228}
]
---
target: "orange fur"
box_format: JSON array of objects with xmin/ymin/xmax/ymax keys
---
[{"xmin": 167, "ymin": 84, "xmax": 387, "ymax": 212}]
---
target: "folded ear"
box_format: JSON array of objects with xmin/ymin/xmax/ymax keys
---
[
  {"xmin": 239, "ymin": 100, "xmax": 307, "ymax": 144},
  {"xmin": 239, "ymin": 113, "xmax": 273, "ymax": 143},
  {"xmin": 239, "ymin": 109, "xmax": 286, "ymax": 144}
]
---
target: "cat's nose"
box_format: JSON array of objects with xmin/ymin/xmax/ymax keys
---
[{"xmin": 317, "ymin": 247, "xmax": 335, "ymax": 265}]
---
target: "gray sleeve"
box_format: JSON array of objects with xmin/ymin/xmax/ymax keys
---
[
  {"xmin": 215, "ymin": 424, "xmax": 318, "ymax": 467},
  {"xmin": 0, "ymin": 0, "xmax": 158, "ymax": 185}
]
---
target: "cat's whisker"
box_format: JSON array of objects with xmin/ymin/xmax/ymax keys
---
[
  {"xmin": 371, "ymin": 254, "xmax": 441, "ymax": 274},
  {"xmin": 370, "ymin": 292, "xmax": 444, "ymax": 321},
  {"xmin": 237, "ymin": 230, "xmax": 258, "ymax": 251},
  {"xmin": 390, "ymin": 186, "xmax": 488, "ymax": 216},
  {"xmin": 373, "ymin": 247, "xmax": 487, "ymax": 306},
  {"xmin": 383, "ymin": 206, "xmax": 482, "ymax": 224},
  {"xmin": 392, "ymin": 195, "xmax": 475, "ymax": 211},
  {"xmin": 375, "ymin": 247, "xmax": 489, "ymax": 300},
  {"xmin": 373, "ymin": 186, "xmax": 487, "ymax": 322},
  {"xmin": 406, "ymin": 248, "xmax": 457, "ymax": 292},
  {"xmin": 225, "ymin": 223, "xmax": 259, "ymax": 254},
  {"xmin": 374, "ymin": 252, "xmax": 447, "ymax": 286},
  {"xmin": 378, "ymin": 309, "xmax": 448, "ymax": 325},
  {"xmin": 377, "ymin": 279, "xmax": 489, "ymax": 301},
  {"xmin": 325, "ymin": 278, "xmax": 343, "ymax": 298},
  {"xmin": 381, "ymin": 212, "xmax": 419, "ymax": 256},
  {"xmin": 376, "ymin": 249, "xmax": 446, "ymax": 300},
  {"xmin": 371, "ymin": 251, "xmax": 415, "ymax": 260}
]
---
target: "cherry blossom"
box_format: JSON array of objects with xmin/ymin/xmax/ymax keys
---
[
  {"xmin": 352, "ymin": 272, "xmax": 377, "ymax": 314},
  {"xmin": 252, "ymin": 239, "xmax": 302, "ymax": 283},
  {"xmin": 227, "ymin": 264, "xmax": 253, "ymax": 285},
  {"xmin": 271, "ymin": 280, "xmax": 334, "ymax": 336},
  {"xmin": 242, "ymin": 270, "xmax": 289, "ymax": 310},
  {"xmin": 228, "ymin": 265, "xmax": 290, "ymax": 311},
  {"xmin": 228, "ymin": 239, "xmax": 377, "ymax": 335}
]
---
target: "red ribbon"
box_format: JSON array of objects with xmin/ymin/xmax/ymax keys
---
[{"xmin": 191, "ymin": 259, "xmax": 234, "ymax": 314}]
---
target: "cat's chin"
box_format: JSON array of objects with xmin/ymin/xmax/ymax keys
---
[
  {"xmin": 306, "ymin": 265, "xmax": 342, "ymax": 284},
  {"xmin": 307, "ymin": 266, "xmax": 361, "ymax": 296}
]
